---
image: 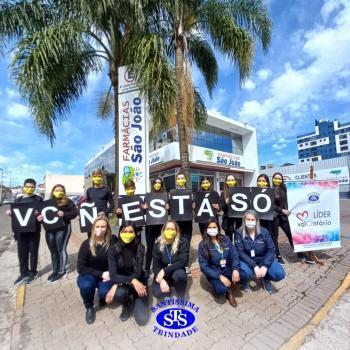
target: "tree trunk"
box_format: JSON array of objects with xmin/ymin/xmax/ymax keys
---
[
  {"xmin": 175, "ymin": 40, "xmax": 191, "ymax": 186},
  {"xmin": 110, "ymin": 62, "xmax": 119, "ymax": 198}
]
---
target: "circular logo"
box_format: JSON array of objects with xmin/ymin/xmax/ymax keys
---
[{"xmin": 156, "ymin": 308, "xmax": 196, "ymax": 330}]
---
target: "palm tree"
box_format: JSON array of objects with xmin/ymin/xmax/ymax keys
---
[
  {"xmin": 0, "ymin": 0, "xmax": 177, "ymax": 196},
  {"xmin": 132, "ymin": 0, "xmax": 272, "ymax": 184}
]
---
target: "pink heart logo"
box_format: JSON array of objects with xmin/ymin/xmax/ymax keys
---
[{"xmin": 296, "ymin": 211, "xmax": 308, "ymax": 222}]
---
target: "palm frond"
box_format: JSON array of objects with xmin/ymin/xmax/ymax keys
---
[{"xmin": 96, "ymin": 85, "xmax": 114, "ymax": 119}]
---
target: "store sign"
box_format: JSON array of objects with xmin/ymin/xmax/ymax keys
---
[
  {"xmin": 283, "ymin": 167, "xmax": 349, "ymax": 185},
  {"xmin": 118, "ymin": 66, "xmax": 149, "ymax": 194},
  {"xmin": 148, "ymin": 143, "xmax": 244, "ymax": 168}
]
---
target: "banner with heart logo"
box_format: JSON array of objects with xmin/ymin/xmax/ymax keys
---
[{"xmin": 286, "ymin": 180, "xmax": 340, "ymax": 252}]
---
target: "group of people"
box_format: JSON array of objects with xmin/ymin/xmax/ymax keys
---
[{"xmin": 7, "ymin": 169, "xmax": 313, "ymax": 326}]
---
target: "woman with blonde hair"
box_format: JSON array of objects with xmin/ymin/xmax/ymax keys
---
[
  {"xmin": 77, "ymin": 214, "xmax": 116, "ymax": 324},
  {"xmin": 152, "ymin": 220, "xmax": 189, "ymax": 299},
  {"xmin": 41, "ymin": 184, "xmax": 77, "ymax": 283},
  {"xmin": 235, "ymin": 210, "xmax": 285, "ymax": 295}
]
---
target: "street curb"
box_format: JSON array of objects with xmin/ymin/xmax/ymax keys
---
[
  {"xmin": 279, "ymin": 272, "xmax": 350, "ymax": 350},
  {"xmin": 16, "ymin": 284, "xmax": 26, "ymax": 310}
]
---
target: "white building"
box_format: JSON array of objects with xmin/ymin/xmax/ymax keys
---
[
  {"xmin": 42, "ymin": 174, "xmax": 84, "ymax": 199},
  {"xmin": 84, "ymin": 112, "xmax": 259, "ymax": 192}
]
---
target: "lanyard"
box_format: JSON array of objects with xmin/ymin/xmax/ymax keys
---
[
  {"xmin": 165, "ymin": 245, "xmax": 172, "ymax": 265},
  {"xmin": 214, "ymin": 243, "xmax": 224, "ymax": 259}
]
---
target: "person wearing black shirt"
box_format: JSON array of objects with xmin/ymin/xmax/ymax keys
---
[
  {"xmin": 220, "ymin": 174, "xmax": 242, "ymax": 241},
  {"xmin": 256, "ymin": 174, "xmax": 273, "ymax": 233},
  {"xmin": 152, "ymin": 220, "xmax": 189, "ymax": 299},
  {"xmin": 106, "ymin": 222, "xmax": 149, "ymax": 325},
  {"xmin": 6, "ymin": 178, "xmax": 43, "ymax": 285},
  {"xmin": 86, "ymin": 169, "xmax": 114, "ymax": 237},
  {"xmin": 40, "ymin": 184, "xmax": 77, "ymax": 283},
  {"xmin": 77, "ymin": 214, "xmax": 116, "ymax": 324},
  {"xmin": 195, "ymin": 177, "xmax": 220, "ymax": 237},
  {"xmin": 144, "ymin": 177, "xmax": 169, "ymax": 276}
]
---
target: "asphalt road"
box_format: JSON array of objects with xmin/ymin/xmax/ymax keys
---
[{"xmin": 0, "ymin": 205, "xmax": 14, "ymax": 256}]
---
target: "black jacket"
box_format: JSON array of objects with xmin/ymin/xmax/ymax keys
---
[
  {"xmin": 77, "ymin": 236, "xmax": 117, "ymax": 278},
  {"xmin": 86, "ymin": 186, "xmax": 114, "ymax": 215},
  {"xmin": 57, "ymin": 198, "xmax": 78, "ymax": 225},
  {"xmin": 152, "ymin": 237, "xmax": 189, "ymax": 279}
]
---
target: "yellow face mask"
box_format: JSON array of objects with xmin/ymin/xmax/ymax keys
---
[
  {"xmin": 257, "ymin": 180, "xmax": 268, "ymax": 188},
  {"xmin": 176, "ymin": 179, "xmax": 186, "ymax": 187},
  {"xmin": 164, "ymin": 229, "xmax": 176, "ymax": 240},
  {"xmin": 53, "ymin": 190, "xmax": 65, "ymax": 199},
  {"xmin": 153, "ymin": 183, "xmax": 161, "ymax": 191},
  {"xmin": 201, "ymin": 181, "xmax": 211, "ymax": 190},
  {"xmin": 226, "ymin": 180, "xmax": 236, "ymax": 188},
  {"xmin": 92, "ymin": 176, "xmax": 103, "ymax": 185},
  {"xmin": 120, "ymin": 232, "xmax": 135, "ymax": 244},
  {"xmin": 125, "ymin": 188, "xmax": 135, "ymax": 196},
  {"xmin": 23, "ymin": 186, "xmax": 35, "ymax": 195},
  {"xmin": 272, "ymin": 178, "xmax": 283, "ymax": 186}
]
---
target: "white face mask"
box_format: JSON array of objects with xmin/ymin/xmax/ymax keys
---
[
  {"xmin": 95, "ymin": 228, "xmax": 107, "ymax": 237},
  {"xmin": 207, "ymin": 228, "xmax": 219, "ymax": 237},
  {"xmin": 245, "ymin": 221, "xmax": 256, "ymax": 229}
]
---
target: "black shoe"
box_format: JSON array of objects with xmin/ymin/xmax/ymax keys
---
[
  {"xmin": 120, "ymin": 302, "xmax": 131, "ymax": 322},
  {"xmin": 26, "ymin": 271, "xmax": 38, "ymax": 284},
  {"xmin": 297, "ymin": 252, "xmax": 306, "ymax": 262},
  {"xmin": 49, "ymin": 273, "xmax": 65, "ymax": 283},
  {"xmin": 47, "ymin": 272, "xmax": 57, "ymax": 282},
  {"xmin": 85, "ymin": 307, "xmax": 95, "ymax": 325},
  {"xmin": 305, "ymin": 255, "xmax": 316, "ymax": 265},
  {"xmin": 277, "ymin": 256, "xmax": 285, "ymax": 265},
  {"xmin": 14, "ymin": 274, "xmax": 29, "ymax": 286},
  {"xmin": 260, "ymin": 278, "xmax": 273, "ymax": 294}
]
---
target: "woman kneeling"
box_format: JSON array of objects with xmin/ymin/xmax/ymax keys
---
[
  {"xmin": 198, "ymin": 219, "xmax": 248, "ymax": 307},
  {"xmin": 235, "ymin": 210, "xmax": 286, "ymax": 294},
  {"xmin": 77, "ymin": 214, "xmax": 115, "ymax": 324},
  {"xmin": 106, "ymin": 222, "xmax": 149, "ymax": 325},
  {"xmin": 152, "ymin": 220, "xmax": 189, "ymax": 300}
]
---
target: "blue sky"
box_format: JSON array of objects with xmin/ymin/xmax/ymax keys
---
[{"xmin": 0, "ymin": 0, "xmax": 349, "ymax": 185}]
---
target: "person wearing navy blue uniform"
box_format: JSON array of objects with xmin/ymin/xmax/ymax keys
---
[
  {"xmin": 235, "ymin": 210, "xmax": 285, "ymax": 294},
  {"xmin": 198, "ymin": 219, "xmax": 247, "ymax": 307},
  {"xmin": 152, "ymin": 220, "xmax": 189, "ymax": 300},
  {"xmin": 77, "ymin": 214, "xmax": 116, "ymax": 324}
]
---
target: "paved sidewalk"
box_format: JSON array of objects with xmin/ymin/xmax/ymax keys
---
[{"xmin": 10, "ymin": 201, "xmax": 350, "ymax": 350}]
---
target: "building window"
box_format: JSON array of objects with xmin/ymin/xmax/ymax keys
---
[
  {"xmin": 305, "ymin": 142, "xmax": 309, "ymax": 145},
  {"xmin": 301, "ymin": 159, "xmax": 304, "ymax": 162},
  {"xmin": 310, "ymin": 141, "xmax": 317, "ymax": 146},
  {"xmin": 300, "ymin": 143, "xmax": 303, "ymax": 146},
  {"xmin": 341, "ymin": 146, "xmax": 348, "ymax": 151},
  {"xmin": 340, "ymin": 140, "xmax": 348, "ymax": 145},
  {"xmin": 339, "ymin": 134, "xmax": 347, "ymax": 140},
  {"xmin": 311, "ymin": 157, "xmax": 318, "ymax": 161}
]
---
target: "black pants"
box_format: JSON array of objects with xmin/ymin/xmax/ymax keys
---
[
  {"xmin": 114, "ymin": 283, "xmax": 149, "ymax": 325},
  {"xmin": 177, "ymin": 221, "xmax": 193, "ymax": 243},
  {"xmin": 222, "ymin": 216, "xmax": 242, "ymax": 241},
  {"xmin": 272, "ymin": 215, "xmax": 294, "ymax": 257},
  {"xmin": 45, "ymin": 224, "xmax": 71, "ymax": 274},
  {"xmin": 145, "ymin": 225, "xmax": 162, "ymax": 271},
  {"xmin": 17, "ymin": 231, "xmax": 41, "ymax": 275},
  {"xmin": 152, "ymin": 268, "xmax": 187, "ymax": 299},
  {"xmin": 260, "ymin": 219, "xmax": 273, "ymax": 233}
]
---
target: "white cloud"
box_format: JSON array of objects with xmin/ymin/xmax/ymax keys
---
[
  {"xmin": 47, "ymin": 160, "xmax": 65, "ymax": 168},
  {"xmin": 238, "ymin": 0, "xmax": 350, "ymax": 137},
  {"xmin": 0, "ymin": 154, "xmax": 8, "ymax": 164},
  {"xmin": 242, "ymin": 79, "xmax": 256, "ymax": 90},
  {"xmin": 6, "ymin": 102, "xmax": 30, "ymax": 120},
  {"xmin": 5, "ymin": 88, "xmax": 19, "ymax": 99},
  {"xmin": 256, "ymin": 69, "xmax": 272, "ymax": 80}
]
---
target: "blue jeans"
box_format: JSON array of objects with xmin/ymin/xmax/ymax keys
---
[
  {"xmin": 239, "ymin": 260, "xmax": 286, "ymax": 283},
  {"xmin": 77, "ymin": 275, "xmax": 113, "ymax": 308},
  {"xmin": 206, "ymin": 266, "xmax": 250, "ymax": 296}
]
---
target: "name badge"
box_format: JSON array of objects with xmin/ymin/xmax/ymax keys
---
[
  {"xmin": 250, "ymin": 250, "xmax": 255, "ymax": 257},
  {"xmin": 220, "ymin": 259, "xmax": 226, "ymax": 267}
]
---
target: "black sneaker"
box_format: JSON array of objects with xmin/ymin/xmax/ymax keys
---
[
  {"xmin": 305, "ymin": 255, "xmax": 316, "ymax": 265},
  {"xmin": 85, "ymin": 307, "xmax": 95, "ymax": 325},
  {"xmin": 277, "ymin": 256, "xmax": 285, "ymax": 265},
  {"xmin": 49, "ymin": 273, "xmax": 65, "ymax": 283},
  {"xmin": 47, "ymin": 272, "xmax": 57, "ymax": 282},
  {"xmin": 14, "ymin": 274, "xmax": 29, "ymax": 286},
  {"xmin": 297, "ymin": 252, "xmax": 306, "ymax": 262},
  {"xmin": 260, "ymin": 278, "xmax": 273, "ymax": 294},
  {"xmin": 26, "ymin": 271, "xmax": 38, "ymax": 284}
]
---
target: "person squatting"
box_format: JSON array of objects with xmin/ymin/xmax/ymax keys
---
[{"xmin": 9, "ymin": 170, "xmax": 315, "ymax": 326}]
